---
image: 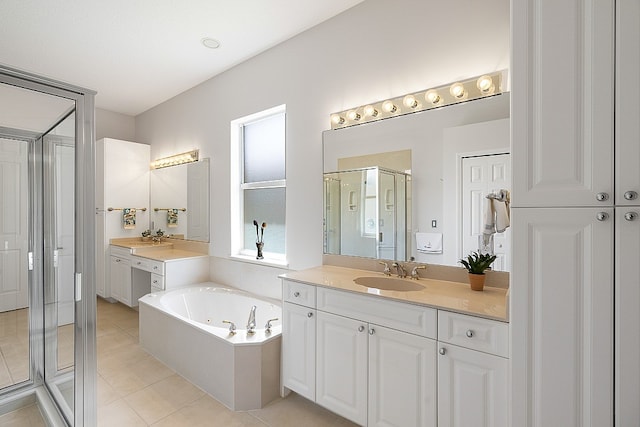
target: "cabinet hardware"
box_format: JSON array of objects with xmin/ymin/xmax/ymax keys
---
[
  {"xmin": 624, "ymin": 212, "xmax": 637, "ymax": 221},
  {"xmin": 596, "ymin": 212, "xmax": 609, "ymax": 221},
  {"xmin": 624, "ymin": 191, "xmax": 638, "ymax": 201},
  {"xmin": 439, "ymin": 348, "xmax": 446, "ymax": 355},
  {"xmin": 294, "ymin": 291, "xmax": 300, "ymax": 297},
  {"xmin": 596, "ymin": 192, "xmax": 609, "ymax": 202},
  {"xmin": 466, "ymin": 330, "xmax": 474, "ymax": 338},
  {"xmin": 369, "ymin": 328, "xmax": 375, "ymax": 335},
  {"xmin": 358, "ymin": 325, "xmax": 365, "ymax": 332},
  {"xmin": 307, "ymin": 312, "xmax": 313, "ymax": 318}
]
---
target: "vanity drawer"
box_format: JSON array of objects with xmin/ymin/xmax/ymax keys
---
[
  {"xmin": 438, "ymin": 311, "xmax": 509, "ymax": 357},
  {"xmin": 131, "ymin": 256, "xmax": 165, "ymax": 275},
  {"xmin": 316, "ymin": 287, "xmax": 437, "ymax": 339},
  {"xmin": 283, "ymin": 280, "xmax": 316, "ymax": 308},
  {"xmin": 151, "ymin": 273, "xmax": 164, "ymax": 291},
  {"xmin": 110, "ymin": 245, "xmax": 131, "ymax": 258}
]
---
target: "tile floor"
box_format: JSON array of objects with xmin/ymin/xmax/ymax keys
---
[
  {"xmin": 0, "ymin": 308, "xmax": 29, "ymax": 389},
  {"xmin": 2, "ymin": 298, "xmax": 358, "ymax": 426}
]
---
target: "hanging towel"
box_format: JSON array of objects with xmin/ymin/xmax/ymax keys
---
[
  {"xmin": 167, "ymin": 208, "xmax": 178, "ymax": 228},
  {"xmin": 416, "ymin": 232, "xmax": 443, "ymax": 254},
  {"xmin": 123, "ymin": 208, "xmax": 136, "ymax": 230},
  {"xmin": 482, "ymin": 190, "xmax": 510, "ymax": 245}
]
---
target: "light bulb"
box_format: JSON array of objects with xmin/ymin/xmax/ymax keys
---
[
  {"xmin": 331, "ymin": 114, "xmax": 345, "ymax": 125},
  {"xmin": 403, "ymin": 95, "xmax": 418, "ymax": 108},
  {"xmin": 382, "ymin": 100, "xmax": 397, "ymax": 113},
  {"xmin": 449, "ymin": 82, "xmax": 466, "ymax": 99},
  {"xmin": 347, "ymin": 110, "xmax": 361, "ymax": 121},
  {"xmin": 476, "ymin": 75, "xmax": 494, "ymax": 93},
  {"xmin": 425, "ymin": 90, "xmax": 441, "ymax": 105},
  {"xmin": 364, "ymin": 105, "xmax": 378, "ymax": 117}
]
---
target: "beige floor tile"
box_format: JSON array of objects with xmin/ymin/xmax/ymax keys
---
[
  {"xmin": 152, "ymin": 394, "xmax": 267, "ymax": 427},
  {"xmin": 124, "ymin": 374, "xmax": 204, "ymax": 424},
  {"xmin": 0, "ymin": 403, "xmax": 45, "ymax": 427},
  {"xmin": 97, "ymin": 374, "xmax": 120, "ymax": 408},
  {"xmin": 97, "ymin": 398, "xmax": 147, "ymax": 427},
  {"xmin": 249, "ymin": 393, "xmax": 359, "ymax": 427}
]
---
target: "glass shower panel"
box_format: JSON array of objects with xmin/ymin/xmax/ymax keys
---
[
  {"xmin": 43, "ymin": 112, "xmax": 76, "ymax": 423},
  {"xmin": 0, "ymin": 137, "xmax": 29, "ymax": 389}
]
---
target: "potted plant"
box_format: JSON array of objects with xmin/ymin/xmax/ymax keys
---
[{"xmin": 459, "ymin": 251, "xmax": 497, "ymax": 291}]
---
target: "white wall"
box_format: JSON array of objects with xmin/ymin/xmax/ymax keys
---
[
  {"xmin": 134, "ymin": 0, "xmax": 510, "ymax": 296},
  {"xmin": 96, "ymin": 108, "xmax": 135, "ymax": 141}
]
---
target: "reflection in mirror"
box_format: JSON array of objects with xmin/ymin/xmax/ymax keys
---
[
  {"xmin": 324, "ymin": 166, "xmax": 409, "ymax": 260},
  {"xmin": 323, "ymin": 93, "xmax": 510, "ymax": 269},
  {"xmin": 0, "ymin": 137, "xmax": 29, "ymax": 389},
  {"xmin": 150, "ymin": 158, "xmax": 210, "ymax": 242}
]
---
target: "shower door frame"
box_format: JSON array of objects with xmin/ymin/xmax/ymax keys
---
[{"xmin": 0, "ymin": 65, "xmax": 97, "ymax": 426}]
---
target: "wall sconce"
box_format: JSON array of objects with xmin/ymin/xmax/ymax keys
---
[
  {"xmin": 150, "ymin": 149, "xmax": 199, "ymax": 169},
  {"xmin": 329, "ymin": 70, "xmax": 505, "ymax": 130}
]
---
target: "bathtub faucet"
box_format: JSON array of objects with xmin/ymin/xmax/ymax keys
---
[{"xmin": 247, "ymin": 305, "xmax": 257, "ymax": 334}]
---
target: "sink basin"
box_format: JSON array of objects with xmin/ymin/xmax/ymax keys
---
[{"xmin": 354, "ymin": 276, "xmax": 424, "ymax": 292}]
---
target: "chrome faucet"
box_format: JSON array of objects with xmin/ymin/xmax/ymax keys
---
[
  {"xmin": 391, "ymin": 262, "xmax": 407, "ymax": 278},
  {"xmin": 247, "ymin": 305, "xmax": 257, "ymax": 334},
  {"xmin": 411, "ymin": 264, "xmax": 426, "ymax": 280}
]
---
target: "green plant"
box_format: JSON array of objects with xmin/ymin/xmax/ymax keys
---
[{"xmin": 459, "ymin": 251, "xmax": 497, "ymax": 275}]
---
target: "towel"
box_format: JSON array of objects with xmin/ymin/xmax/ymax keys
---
[
  {"xmin": 167, "ymin": 208, "xmax": 178, "ymax": 228},
  {"xmin": 416, "ymin": 232, "xmax": 443, "ymax": 254},
  {"xmin": 123, "ymin": 208, "xmax": 136, "ymax": 230},
  {"xmin": 482, "ymin": 190, "xmax": 510, "ymax": 245}
]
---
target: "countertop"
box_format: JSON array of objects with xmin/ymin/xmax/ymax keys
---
[
  {"xmin": 281, "ymin": 265, "xmax": 509, "ymax": 322},
  {"xmin": 110, "ymin": 238, "xmax": 208, "ymax": 261},
  {"xmin": 132, "ymin": 248, "xmax": 209, "ymax": 262}
]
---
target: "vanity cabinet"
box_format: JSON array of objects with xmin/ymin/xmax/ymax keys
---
[
  {"xmin": 436, "ymin": 311, "xmax": 509, "ymax": 427},
  {"xmin": 109, "ymin": 254, "xmax": 131, "ymax": 306}
]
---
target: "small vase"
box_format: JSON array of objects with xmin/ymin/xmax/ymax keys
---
[
  {"xmin": 468, "ymin": 273, "xmax": 485, "ymax": 291},
  {"xmin": 256, "ymin": 242, "xmax": 264, "ymax": 260}
]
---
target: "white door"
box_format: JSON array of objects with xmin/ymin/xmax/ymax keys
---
[
  {"xmin": 55, "ymin": 144, "xmax": 75, "ymax": 325},
  {"xmin": 615, "ymin": 206, "xmax": 640, "ymax": 426},
  {"xmin": 437, "ymin": 343, "xmax": 508, "ymax": 427},
  {"xmin": 0, "ymin": 138, "xmax": 28, "ymax": 312},
  {"xmin": 282, "ymin": 302, "xmax": 316, "ymax": 401},
  {"xmin": 511, "ymin": 207, "xmax": 613, "ymax": 426},
  {"xmin": 316, "ymin": 311, "xmax": 368, "ymax": 426},
  {"xmin": 461, "ymin": 154, "xmax": 511, "ymax": 271},
  {"xmin": 368, "ymin": 325, "xmax": 436, "ymax": 427}
]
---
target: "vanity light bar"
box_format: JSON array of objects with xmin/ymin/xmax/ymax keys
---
[
  {"xmin": 150, "ymin": 149, "xmax": 199, "ymax": 169},
  {"xmin": 329, "ymin": 71, "xmax": 505, "ymax": 130}
]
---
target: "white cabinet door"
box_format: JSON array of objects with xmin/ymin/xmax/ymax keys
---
[
  {"xmin": 511, "ymin": 207, "xmax": 613, "ymax": 427},
  {"xmin": 616, "ymin": 0, "xmax": 640, "ymax": 206},
  {"xmin": 109, "ymin": 256, "xmax": 131, "ymax": 306},
  {"xmin": 316, "ymin": 311, "xmax": 368, "ymax": 426},
  {"xmin": 282, "ymin": 302, "xmax": 316, "ymax": 401},
  {"xmin": 437, "ymin": 343, "xmax": 508, "ymax": 427},
  {"xmin": 368, "ymin": 325, "xmax": 436, "ymax": 427},
  {"xmin": 511, "ymin": 0, "xmax": 614, "ymax": 208},
  {"xmin": 615, "ymin": 207, "xmax": 640, "ymax": 426}
]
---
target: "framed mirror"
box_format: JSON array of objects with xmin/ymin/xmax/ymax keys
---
[
  {"xmin": 150, "ymin": 158, "xmax": 210, "ymax": 242},
  {"xmin": 323, "ymin": 93, "xmax": 510, "ymax": 270}
]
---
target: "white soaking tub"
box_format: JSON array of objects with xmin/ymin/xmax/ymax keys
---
[{"xmin": 138, "ymin": 284, "xmax": 282, "ymax": 410}]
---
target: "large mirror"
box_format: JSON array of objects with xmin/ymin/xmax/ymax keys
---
[
  {"xmin": 150, "ymin": 158, "xmax": 210, "ymax": 242},
  {"xmin": 323, "ymin": 93, "xmax": 511, "ymax": 270}
]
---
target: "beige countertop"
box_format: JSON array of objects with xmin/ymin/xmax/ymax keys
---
[
  {"xmin": 131, "ymin": 248, "xmax": 209, "ymax": 262},
  {"xmin": 281, "ymin": 265, "xmax": 509, "ymax": 322}
]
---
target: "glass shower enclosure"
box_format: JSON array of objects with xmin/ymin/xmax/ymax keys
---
[
  {"xmin": 0, "ymin": 66, "xmax": 96, "ymax": 425},
  {"xmin": 324, "ymin": 166, "xmax": 409, "ymax": 260}
]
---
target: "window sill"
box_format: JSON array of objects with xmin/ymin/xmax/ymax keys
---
[{"xmin": 229, "ymin": 254, "xmax": 289, "ymax": 269}]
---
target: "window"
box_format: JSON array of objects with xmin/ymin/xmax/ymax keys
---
[{"xmin": 231, "ymin": 105, "xmax": 286, "ymax": 263}]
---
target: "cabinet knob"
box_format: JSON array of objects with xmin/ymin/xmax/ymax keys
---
[
  {"xmin": 624, "ymin": 191, "xmax": 638, "ymax": 201},
  {"xmin": 293, "ymin": 291, "xmax": 300, "ymax": 297},
  {"xmin": 153, "ymin": 266, "xmax": 158, "ymax": 270},
  {"xmin": 596, "ymin": 192, "xmax": 609, "ymax": 202},
  {"xmin": 137, "ymin": 261, "xmax": 142, "ymax": 265},
  {"xmin": 439, "ymin": 348, "xmax": 447, "ymax": 356},
  {"xmin": 596, "ymin": 212, "xmax": 609, "ymax": 221},
  {"xmin": 153, "ymin": 280, "xmax": 158, "ymax": 284},
  {"xmin": 307, "ymin": 312, "xmax": 313, "ymax": 318},
  {"xmin": 369, "ymin": 328, "xmax": 375, "ymax": 335},
  {"xmin": 625, "ymin": 212, "xmax": 637, "ymax": 221},
  {"xmin": 115, "ymin": 259, "xmax": 120, "ymax": 263},
  {"xmin": 358, "ymin": 325, "xmax": 365, "ymax": 332},
  {"xmin": 466, "ymin": 330, "xmax": 474, "ymax": 338}
]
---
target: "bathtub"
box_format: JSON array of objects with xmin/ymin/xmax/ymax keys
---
[{"xmin": 138, "ymin": 284, "xmax": 282, "ymax": 410}]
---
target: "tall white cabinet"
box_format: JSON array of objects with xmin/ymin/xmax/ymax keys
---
[
  {"xmin": 95, "ymin": 138, "xmax": 150, "ymax": 299},
  {"xmin": 512, "ymin": 0, "xmax": 640, "ymax": 425}
]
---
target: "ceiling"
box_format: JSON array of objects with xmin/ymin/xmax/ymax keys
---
[{"xmin": 0, "ymin": 0, "xmax": 364, "ymax": 117}]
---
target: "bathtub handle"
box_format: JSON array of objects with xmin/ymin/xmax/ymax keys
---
[
  {"xmin": 222, "ymin": 320, "xmax": 236, "ymax": 335},
  {"xmin": 265, "ymin": 318, "xmax": 279, "ymax": 334}
]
